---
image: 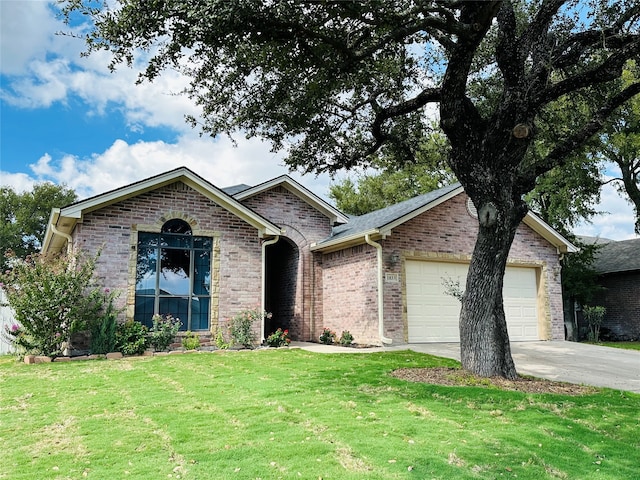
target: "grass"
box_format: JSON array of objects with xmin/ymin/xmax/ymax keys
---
[
  {"xmin": 0, "ymin": 349, "xmax": 638, "ymax": 480},
  {"xmin": 586, "ymin": 341, "xmax": 640, "ymax": 351}
]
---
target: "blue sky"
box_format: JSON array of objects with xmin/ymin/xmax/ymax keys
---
[
  {"xmin": 0, "ymin": 1, "xmax": 637, "ymax": 241},
  {"xmin": 0, "ymin": 1, "xmax": 334, "ymax": 200}
]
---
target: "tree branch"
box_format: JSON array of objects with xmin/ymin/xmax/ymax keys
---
[
  {"xmin": 531, "ymin": 82, "xmax": 640, "ymax": 178},
  {"xmin": 537, "ymin": 37, "xmax": 640, "ymax": 106}
]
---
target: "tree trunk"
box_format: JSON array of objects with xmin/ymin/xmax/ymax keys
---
[
  {"xmin": 617, "ymin": 160, "xmax": 640, "ymax": 234},
  {"xmin": 459, "ymin": 201, "xmax": 524, "ymax": 379}
]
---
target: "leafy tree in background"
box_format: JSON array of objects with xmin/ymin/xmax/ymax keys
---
[
  {"xmin": 0, "ymin": 183, "xmax": 77, "ymax": 270},
  {"xmin": 63, "ymin": 0, "xmax": 640, "ymax": 378},
  {"xmin": 330, "ymin": 130, "xmax": 455, "ymax": 215},
  {"xmin": 595, "ymin": 65, "xmax": 640, "ymax": 234}
]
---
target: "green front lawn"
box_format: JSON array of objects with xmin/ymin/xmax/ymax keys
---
[
  {"xmin": 587, "ymin": 341, "xmax": 640, "ymax": 351},
  {"xmin": 0, "ymin": 349, "xmax": 638, "ymax": 479}
]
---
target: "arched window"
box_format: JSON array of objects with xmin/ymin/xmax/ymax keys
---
[{"xmin": 134, "ymin": 219, "xmax": 212, "ymax": 330}]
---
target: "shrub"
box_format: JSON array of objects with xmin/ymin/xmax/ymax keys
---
[
  {"xmin": 115, "ymin": 320, "xmax": 148, "ymax": 356},
  {"xmin": 583, "ymin": 305, "xmax": 606, "ymax": 343},
  {"xmin": 229, "ymin": 307, "xmax": 271, "ymax": 348},
  {"xmin": 265, "ymin": 328, "xmax": 291, "ymax": 347},
  {"xmin": 182, "ymin": 330, "xmax": 201, "ymax": 350},
  {"xmin": 0, "ymin": 250, "xmax": 106, "ymax": 358},
  {"xmin": 148, "ymin": 314, "xmax": 181, "ymax": 351},
  {"xmin": 339, "ymin": 330, "xmax": 354, "ymax": 346},
  {"xmin": 89, "ymin": 289, "xmax": 120, "ymax": 354},
  {"xmin": 214, "ymin": 328, "xmax": 230, "ymax": 350},
  {"xmin": 319, "ymin": 327, "xmax": 336, "ymax": 345}
]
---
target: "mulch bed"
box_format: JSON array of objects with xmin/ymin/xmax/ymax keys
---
[{"xmin": 391, "ymin": 367, "xmax": 595, "ymax": 395}]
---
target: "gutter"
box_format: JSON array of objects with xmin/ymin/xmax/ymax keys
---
[
  {"xmin": 261, "ymin": 235, "xmax": 280, "ymax": 342},
  {"xmin": 49, "ymin": 223, "xmax": 73, "ymax": 256},
  {"xmin": 364, "ymin": 234, "xmax": 393, "ymax": 345}
]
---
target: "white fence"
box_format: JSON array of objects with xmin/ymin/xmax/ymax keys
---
[{"xmin": 0, "ymin": 288, "xmax": 15, "ymax": 354}]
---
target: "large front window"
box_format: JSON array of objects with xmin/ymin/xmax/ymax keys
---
[{"xmin": 134, "ymin": 219, "xmax": 211, "ymax": 330}]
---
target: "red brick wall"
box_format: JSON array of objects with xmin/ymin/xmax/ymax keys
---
[
  {"xmin": 241, "ymin": 186, "xmax": 334, "ymax": 341},
  {"xmin": 592, "ymin": 272, "xmax": 640, "ymax": 340},
  {"xmin": 72, "ymin": 181, "xmax": 263, "ymax": 335},
  {"xmin": 320, "ymin": 245, "xmax": 380, "ymax": 344},
  {"xmin": 320, "ymin": 193, "xmax": 565, "ymax": 344}
]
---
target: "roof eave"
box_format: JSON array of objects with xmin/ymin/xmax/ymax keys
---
[
  {"xmin": 310, "ymin": 229, "xmax": 381, "ymax": 253},
  {"xmin": 380, "ymin": 185, "xmax": 464, "ymax": 232},
  {"xmin": 523, "ymin": 212, "xmax": 579, "ymax": 254},
  {"xmin": 41, "ymin": 208, "xmax": 78, "ymax": 255},
  {"xmin": 234, "ymin": 175, "xmax": 349, "ymax": 225},
  {"xmin": 57, "ymin": 167, "xmax": 281, "ymax": 238}
]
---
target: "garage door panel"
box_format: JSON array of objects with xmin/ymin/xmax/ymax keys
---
[{"xmin": 407, "ymin": 261, "xmax": 539, "ymax": 342}]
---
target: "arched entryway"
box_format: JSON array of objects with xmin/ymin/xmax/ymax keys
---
[{"xmin": 264, "ymin": 237, "xmax": 299, "ymax": 338}]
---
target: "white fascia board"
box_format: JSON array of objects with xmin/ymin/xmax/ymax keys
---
[
  {"xmin": 60, "ymin": 169, "xmax": 190, "ymax": 218},
  {"xmin": 310, "ymin": 229, "xmax": 380, "ymax": 253},
  {"xmin": 41, "ymin": 208, "xmax": 60, "ymax": 254},
  {"xmin": 58, "ymin": 167, "xmax": 281, "ymax": 237},
  {"xmin": 181, "ymin": 176, "xmax": 281, "ymax": 236},
  {"xmin": 524, "ymin": 211, "xmax": 579, "ymax": 253},
  {"xmin": 380, "ymin": 186, "xmax": 465, "ymax": 232},
  {"xmin": 41, "ymin": 209, "xmax": 78, "ymax": 255},
  {"xmin": 234, "ymin": 175, "xmax": 349, "ymax": 225}
]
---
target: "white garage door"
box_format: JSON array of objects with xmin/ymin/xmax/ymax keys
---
[{"xmin": 406, "ymin": 261, "xmax": 539, "ymax": 342}]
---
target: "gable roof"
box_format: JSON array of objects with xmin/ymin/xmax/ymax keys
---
[
  {"xmin": 42, "ymin": 167, "xmax": 282, "ymax": 254},
  {"xmin": 311, "ymin": 183, "xmax": 578, "ymax": 254},
  {"xmin": 592, "ymin": 237, "xmax": 640, "ymax": 275},
  {"xmin": 232, "ymin": 175, "xmax": 349, "ymax": 225}
]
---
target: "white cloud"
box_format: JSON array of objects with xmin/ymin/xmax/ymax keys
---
[
  {"xmin": 574, "ymin": 181, "xmax": 637, "ymax": 241},
  {"xmin": 0, "ymin": 1, "xmax": 57, "ymax": 75},
  {"xmin": 1, "ymin": 1, "xmax": 199, "ymax": 132},
  {"xmin": 8, "ymin": 135, "xmax": 333, "ymax": 202}
]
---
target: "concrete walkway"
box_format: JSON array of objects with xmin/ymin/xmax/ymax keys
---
[{"xmin": 292, "ymin": 341, "xmax": 640, "ymax": 393}]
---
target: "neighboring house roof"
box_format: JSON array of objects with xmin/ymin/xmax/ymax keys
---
[
  {"xmin": 592, "ymin": 237, "xmax": 640, "ymax": 275},
  {"xmin": 312, "ymin": 183, "xmax": 578, "ymax": 254},
  {"xmin": 42, "ymin": 167, "xmax": 282, "ymax": 255},
  {"xmin": 232, "ymin": 175, "xmax": 349, "ymax": 226},
  {"xmin": 577, "ymin": 235, "xmax": 615, "ymax": 245},
  {"xmin": 222, "ymin": 184, "xmax": 252, "ymax": 195}
]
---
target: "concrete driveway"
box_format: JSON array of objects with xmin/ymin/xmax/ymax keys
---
[
  {"xmin": 294, "ymin": 340, "xmax": 640, "ymax": 392},
  {"xmin": 404, "ymin": 341, "xmax": 640, "ymax": 393}
]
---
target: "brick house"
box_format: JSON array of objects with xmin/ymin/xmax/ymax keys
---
[
  {"xmin": 42, "ymin": 166, "xmax": 576, "ymax": 345},
  {"xmin": 590, "ymin": 238, "xmax": 640, "ymax": 340}
]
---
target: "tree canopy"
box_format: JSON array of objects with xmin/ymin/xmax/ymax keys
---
[
  {"xmin": 1, "ymin": 183, "xmax": 77, "ymax": 271},
  {"xmin": 330, "ymin": 130, "xmax": 455, "ymax": 215},
  {"xmin": 64, "ymin": 0, "xmax": 640, "ymax": 378}
]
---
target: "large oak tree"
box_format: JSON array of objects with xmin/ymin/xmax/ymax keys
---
[{"xmin": 64, "ymin": 0, "xmax": 640, "ymax": 378}]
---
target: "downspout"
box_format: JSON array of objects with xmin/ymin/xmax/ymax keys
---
[
  {"xmin": 49, "ymin": 223, "xmax": 73, "ymax": 256},
  {"xmin": 261, "ymin": 235, "xmax": 280, "ymax": 342},
  {"xmin": 364, "ymin": 234, "xmax": 393, "ymax": 345}
]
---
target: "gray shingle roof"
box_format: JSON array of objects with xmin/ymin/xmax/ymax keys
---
[
  {"xmin": 577, "ymin": 235, "xmax": 615, "ymax": 245},
  {"xmin": 324, "ymin": 183, "xmax": 462, "ymax": 242},
  {"xmin": 592, "ymin": 237, "xmax": 640, "ymax": 274},
  {"xmin": 222, "ymin": 184, "xmax": 252, "ymax": 195}
]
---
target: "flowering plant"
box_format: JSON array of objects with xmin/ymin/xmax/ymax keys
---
[
  {"xmin": 230, "ymin": 307, "xmax": 272, "ymax": 348},
  {"xmin": 319, "ymin": 327, "xmax": 336, "ymax": 345},
  {"xmin": 0, "ymin": 250, "xmax": 108, "ymax": 358},
  {"xmin": 148, "ymin": 313, "xmax": 182, "ymax": 351},
  {"xmin": 265, "ymin": 328, "xmax": 291, "ymax": 347}
]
